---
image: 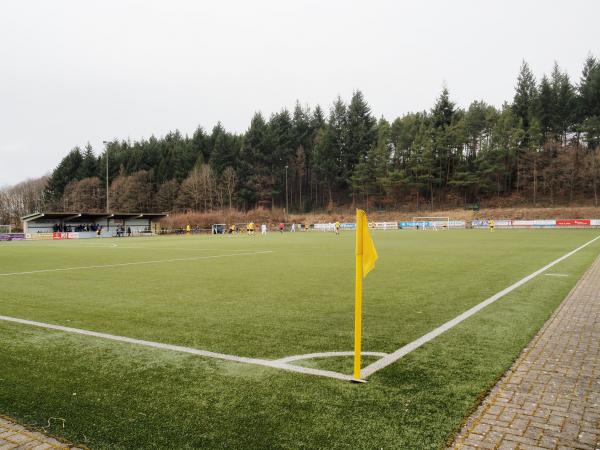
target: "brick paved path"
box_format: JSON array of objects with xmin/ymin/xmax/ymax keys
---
[
  {"xmin": 0, "ymin": 416, "xmax": 81, "ymax": 450},
  {"xmin": 450, "ymin": 255, "xmax": 600, "ymax": 450}
]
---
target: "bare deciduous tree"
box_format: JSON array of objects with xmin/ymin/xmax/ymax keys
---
[
  {"xmin": 221, "ymin": 166, "xmax": 237, "ymax": 210},
  {"xmin": 0, "ymin": 176, "xmax": 48, "ymax": 228},
  {"xmin": 63, "ymin": 177, "xmax": 103, "ymax": 211}
]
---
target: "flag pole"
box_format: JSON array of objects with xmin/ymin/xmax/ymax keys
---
[{"xmin": 353, "ymin": 209, "xmax": 363, "ymax": 381}]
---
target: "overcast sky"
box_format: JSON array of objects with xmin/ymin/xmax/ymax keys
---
[{"xmin": 1, "ymin": 0, "xmax": 598, "ymax": 186}]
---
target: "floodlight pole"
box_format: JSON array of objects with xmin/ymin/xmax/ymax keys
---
[
  {"xmin": 285, "ymin": 165, "xmax": 289, "ymax": 221},
  {"xmin": 103, "ymin": 140, "xmax": 109, "ymax": 213}
]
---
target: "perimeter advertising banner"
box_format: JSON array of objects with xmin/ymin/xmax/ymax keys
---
[
  {"xmin": 399, "ymin": 221, "xmax": 416, "ymax": 228},
  {"xmin": 27, "ymin": 232, "xmax": 54, "ymax": 240},
  {"xmin": 512, "ymin": 220, "xmax": 536, "ymax": 227},
  {"xmin": 448, "ymin": 220, "xmax": 466, "ymax": 228},
  {"xmin": 399, "ymin": 221, "xmax": 466, "ymax": 228},
  {"xmin": 494, "ymin": 220, "xmax": 512, "ymax": 227},
  {"xmin": 556, "ymin": 219, "xmax": 591, "ymax": 226},
  {"xmin": 313, "ymin": 223, "xmax": 335, "ymax": 231},
  {"xmin": 472, "ymin": 220, "xmax": 512, "ymax": 228},
  {"xmin": 0, "ymin": 233, "xmax": 26, "ymax": 241},
  {"xmin": 313, "ymin": 218, "xmax": 598, "ymax": 231},
  {"xmin": 370, "ymin": 222, "xmax": 399, "ymax": 230},
  {"xmin": 51, "ymin": 232, "xmax": 80, "ymax": 240},
  {"xmin": 533, "ymin": 220, "xmax": 556, "ymax": 227}
]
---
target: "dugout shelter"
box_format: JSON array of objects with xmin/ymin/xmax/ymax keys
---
[{"xmin": 21, "ymin": 212, "xmax": 167, "ymax": 239}]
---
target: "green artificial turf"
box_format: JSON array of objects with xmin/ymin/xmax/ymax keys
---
[{"xmin": 0, "ymin": 229, "xmax": 598, "ymax": 449}]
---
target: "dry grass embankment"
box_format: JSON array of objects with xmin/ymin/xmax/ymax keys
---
[{"xmin": 161, "ymin": 206, "xmax": 600, "ymax": 228}]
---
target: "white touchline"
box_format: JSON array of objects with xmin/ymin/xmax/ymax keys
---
[
  {"xmin": 0, "ymin": 315, "xmax": 354, "ymax": 382},
  {"xmin": 359, "ymin": 234, "xmax": 600, "ymax": 379},
  {"xmin": 0, "ymin": 250, "xmax": 273, "ymax": 277},
  {"xmin": 3, "ymin": 242, "xmax": 269, "ymax": 252},
  {"xmin": 544, "ymin": 273, "xmax": 569, "ymax": 277}
]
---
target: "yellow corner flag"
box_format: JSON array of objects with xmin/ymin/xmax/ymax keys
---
[{"xmin": 354, "ymin": 209, "xmax": 378, "ymax": 381}]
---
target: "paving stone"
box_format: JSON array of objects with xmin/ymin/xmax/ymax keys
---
[
  {"xmin": 0, "ymin": 445, "xmax": 19, "ymax": 450},
  {"xmin": 5, "ymin": 434, "xmax": 31, "ymax": 445},
  {"xmin": 0, "ymin": 417, "xmax": 72, "ymax": 449},
  {"xmin": 449, "ymin": 255, "xmax": 600, "ymax": 450}
]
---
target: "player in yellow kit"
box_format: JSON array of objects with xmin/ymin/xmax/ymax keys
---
[
  {"xmin": 489, "ymin": 219, "xmax": 495, "ymax": 232},
  {"xmin": 335, "ymin": 221, "xmax": 340, "ymax": 235}
]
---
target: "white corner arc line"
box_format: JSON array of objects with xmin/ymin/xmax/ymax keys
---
[
  {"xmin": 544, "ymin": 273, "xmax": 569, "ymax": 277},
  {"xmin": 0, "ymin": 250, "xmax": 273, "ymax": 277},
  {"xmin": 360, "ymin": 234, "xmax": 600, "ymax": 379},
  {"xmin": 276, "ymin": 351, "xmax": 388, "ymax": 364},
  {"xmin": 0, "ymin": 315, "xmax": 353, "ymax": 382}
]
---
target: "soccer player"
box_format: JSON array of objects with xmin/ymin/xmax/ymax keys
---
[
  {"xmin": 261, "ymin": 223, "xmax": 267, "ymax": 235},
  {"xmin": 186, "ymin": 224, "xmax": 191, "ymax": 235},
  {"xmin": 489, "ymin": 219, "xmax": 495, "ymax": 232},
  {"xmin": 335, "ymin": 221, "xmax": 340, "ymax": 235},
  {"xmin": 248, "ymin": 222, "xmax": 255, "ymax": 235}
]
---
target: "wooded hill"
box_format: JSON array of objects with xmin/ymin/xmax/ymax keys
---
[{"xmin": 28, "ymin": 56, "xmax": 600, "ymax": 216}]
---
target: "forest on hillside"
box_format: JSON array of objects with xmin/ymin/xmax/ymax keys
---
[{"xmin": 2, "ymin": 56, "xmax": 600, "ymax": 226}]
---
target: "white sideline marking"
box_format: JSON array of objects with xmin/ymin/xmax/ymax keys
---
[
  {"xmin": 0, "ymin": 315, "xmax": 354, "ymax": 382},
  {"xmin": 360, "ymin": 234, "xmax": 600, "ymax": 379},
  {"xmin": 104, "ymin": 246, "xmax": 273, "ymax": 252},
  {"xmin": 544, "ymin": 273, "xmax": 569, "ymax": 277},
  {"xmin": 0, "ymin": 251, "xmax": 273, "ymax": 277},
  {"xmin": 6, "ymin": 243, "xmax": 267, "ymax": 252}
]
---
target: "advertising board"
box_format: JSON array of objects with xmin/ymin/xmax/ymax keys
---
[
  {"xmin": 0, "ymin": 233, "xmax": 26, "ymax": 241},
  {"xmin": 556, "ymin": 219, "xmax": 590, "ymax": 226},
  {"xmin": 371, "ymin": 222, "xmax": 398, "ymax": 230}
]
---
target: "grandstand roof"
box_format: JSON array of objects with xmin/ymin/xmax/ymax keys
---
[{"xmin": 21, "ymin": 212, "xmax": 168, "ymax": 222}]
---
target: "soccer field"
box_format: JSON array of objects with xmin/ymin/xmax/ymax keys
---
[{"xmin": 1, "ymin": 229, "xmax": 599, "ymax": 449}]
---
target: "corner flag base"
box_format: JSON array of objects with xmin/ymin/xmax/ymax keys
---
[{"xmin": 350, "ymin": 378, "xmax": 367, "ymax": 384}]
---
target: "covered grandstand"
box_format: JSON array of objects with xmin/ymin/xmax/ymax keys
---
[{"xmin": 21, "ymin": 212, "xmax": 168, "ymax": 239}]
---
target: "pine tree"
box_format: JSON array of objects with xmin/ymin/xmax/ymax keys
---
[
  {"xmin": 537, "ymin": 75, "xmax": 554, "ymax": 136},
  {"xmin": 45, "ymin": 147, "xmax": 85, "ymax": 205},
  {"xmin": 550, "ymin": 62, "xmax": 576, "ymax": 138},
  {"xmin": 513, "ymin": 60, "xmax": 538, "ymax": 133},
  {"xmin": 578, "ymin": 54, "xmax": 600, "ymax": 119},
  {"xmin": 313, "ymin": 97, "xmax": 347, "ymax": 206},
  {"xmin": 209, "ymin": 123, "xmax": 239, "ymax": 176},
  {"xmin": 80, "ymin": 143, "xmax": 98, "ymax": 179},
  {"xmin": 237, "ymin": 113, "xmax": 269, "ymax": 208},
  {"xmin": 345, "ymin": 91, "xmax": 377, "ymax": 193}
]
